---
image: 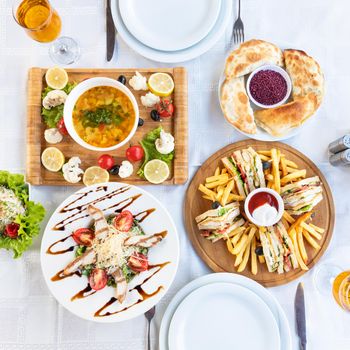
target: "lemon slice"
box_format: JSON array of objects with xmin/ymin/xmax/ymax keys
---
[
  {"xmin": 41, "ymin": 147, "xmax": 65, "ymax": 172},
  {"xmin": 144, "ymin": 159, "xmax": 170, "ymax": 184},
  {"xmin": 83, "ymin": 166, "xmax": 110, "ymax": 186},
  {"xmin": 45, "ymin": 67, "xmax": 69, "ymax": 89},
  {"xmin": 148, "ymin": 73, "xmax": 174, "ymax": 97}
]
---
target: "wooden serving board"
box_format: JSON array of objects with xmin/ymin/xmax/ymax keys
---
[
  {"xmin": 184, "ymin": 140, "xmax": 335, "ymax": 287},
  {"xmin": 26, "ymin": 67, "xmax": 188, "ymax": 186}
]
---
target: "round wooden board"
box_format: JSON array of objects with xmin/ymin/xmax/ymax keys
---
[{"xmin": 184, "ymin": 140, "xmax": 335, "ymax": 287}]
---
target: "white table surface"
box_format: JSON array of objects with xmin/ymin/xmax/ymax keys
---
[{"xmin": 1, "ymin": 0, "xmax": 350, "ymax": 349}]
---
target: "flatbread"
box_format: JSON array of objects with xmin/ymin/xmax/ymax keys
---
[
  {"xmin": 225, "ymin": 39, "xmax": 284, "ymax": 79},
  {"xmin": 254, "ymin": 93, "xmax": 318, "ymax": 136},
  {"xmin": 284, "ymin": 49, "xmax": 324, "ymax": 107},
  {"xmin": 221, "ymin": 76, "xmax": 257, "ymax": 134}
]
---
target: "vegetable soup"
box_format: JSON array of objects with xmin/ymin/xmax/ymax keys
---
[{"xmin": 73, "ymin": 86, "xmax": 136, "ymax": 148}]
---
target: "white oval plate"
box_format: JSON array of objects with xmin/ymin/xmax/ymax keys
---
[
  {"xmin": 119, "ymin": 0, "xmax": 221, "ymax": 52},
  {"xmin": 218, "ymin": 42, "xmax": 318, "ymax": 141},
  {"xmin": 40, "ymin": 182, "xmax": 179, "ymax": 323},
  {"xmin": 111, "ymin": 0, "xmax": 232, "ymax": 63},
  {"xmin": 168, "ymin": 282, "xmax": 280, "ymax": 350},
  {"xmin": 159, "ymin": 273, "xmax": 292, "ymax": 350}
]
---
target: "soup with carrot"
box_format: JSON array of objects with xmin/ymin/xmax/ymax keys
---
[{"xmin": 73, "ymin": 86, "xmax": 136, "ymax": 148}]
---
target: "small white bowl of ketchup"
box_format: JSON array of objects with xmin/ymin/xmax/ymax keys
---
[{"xmin": 244, "ymin": 188, "xmax": 284, "ymax": 227}]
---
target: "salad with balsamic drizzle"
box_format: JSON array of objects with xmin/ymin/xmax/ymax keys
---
[
  {"xmin": 0, "ymin": 171, "xmax": 45, "ymax": 257},
  {"xmin": 63, "ymin": 205, "xmax": 165, "ymax": 303}
]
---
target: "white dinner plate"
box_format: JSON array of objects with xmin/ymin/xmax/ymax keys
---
[
  {"xmin": 159, "ymin": 273, "xmax": 292, "ymax": 350},
  {"xmin": 40, "ymin": 182, "xmax": 179, "ymax": 323},
  {"xmin": 168, "ymin": 282, "xmax": 280, "ymax": 350},
  {"xmin": 119, "ymin": 0, "xmax": 221, "ymax": 52},
  {"xmin": 111, "ymin": 0, "xmax": 232, "ymax": 63}
]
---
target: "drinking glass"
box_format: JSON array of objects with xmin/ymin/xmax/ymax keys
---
[
  {"xmin": 12, "ymin": 0, "xmax": 80, "ymax": 64},
  {"xmin": 332, "ymin": 271, "xmax": 350, "ymax": 311},
  {"xmin": 12, "ymin": 0, "xmax": 61, "ymax": 42}
]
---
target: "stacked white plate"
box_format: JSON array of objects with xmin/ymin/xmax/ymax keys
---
[
  {"xmin": 159, "ymin": 273, "xmax": 292, "ymax": 350},
  {"xmin": 111, "ymin": 0, "xmax": 233, "ymax": 63}
]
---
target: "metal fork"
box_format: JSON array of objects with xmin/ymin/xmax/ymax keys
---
[
  {"xmin": 230, "ymin": 0, "xmax": 244, "ymax": 45},
  {"xmin": 145, "ymin": 306, "xmax": 156, "ymax": 350}
]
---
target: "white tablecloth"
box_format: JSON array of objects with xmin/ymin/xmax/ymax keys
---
[{"xmin": 1, "ymin": 0, "xmax": 350, "ymax": 349}]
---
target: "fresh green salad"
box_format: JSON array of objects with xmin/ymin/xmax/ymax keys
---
[
  {"xmin": 41, "ymin": 82, "xmax": 76, "ymax": 128},
  {"xmin": 0, "ymin": 171, "xmax": 45, "ymax": 258},
  {"xmin": 137, "ymin": 127, "xmax": 174, "ymax": 178}
]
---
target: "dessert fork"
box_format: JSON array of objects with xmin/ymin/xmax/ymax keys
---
[
  {"xmin": 145, "ymin": 306, "xmax": 156, "ymax": 350},
  {"xmin": 230, "ymin": 0, "xmax": 244, "ymax": 46}
]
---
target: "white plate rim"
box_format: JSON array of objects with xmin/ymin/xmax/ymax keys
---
[
  {"xmin": 111, "ymin": 0, "xmax": 232, "ymax": 63},
  {"xmin": 40, "ymin": 182, "xmax": 180, "ymax": 323},
  {"xmin": 159, "ymin": 272, "xmax": 292, "ymax": 350},
  {"xmin": 168, "ymin": 282, "xmax": 280, "ymax": 350},
  {"xmin": 119, "ymin": 0, "xmax": 222, "ymax": 52},
  {"xmin": 218, "ymin": 41, "xmax": 320, "ymax": 141}
]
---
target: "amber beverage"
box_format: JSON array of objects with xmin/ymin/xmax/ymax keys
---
[
  {"xmin": 13, "ymin": 0, "xmax": 61, "ymax": 43},
  {"xmin": 332, "ymin": 271, "xmax": 350, "ymax": 311}
]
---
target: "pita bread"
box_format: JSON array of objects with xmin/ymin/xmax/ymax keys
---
[
  {"xmin": 254, "ymin": 93, "xmax": 318, "ymax": 136},
  {"xmin": 225, "ymin": 39, "xmax": 283, "ymax": 79},
  {"xmin": 221, "ymin": 76, "xmax": 257, "ymax": 134},
  {"xmin": 284, "ymin": 49, "xmax": 324, "ymax": 107}
]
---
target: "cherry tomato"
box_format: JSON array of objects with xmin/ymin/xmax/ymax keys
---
[
  {"xmin": 4, "ymin": 223, "xmax": 20, "ymax": 239},
  {"xmin": 113, "ymin": 211, "xmax": 133, "ymax": 232},
  {"xmin": 128, "ymin": 252, "xmax": 148, "ymax": 272},
  {"xmin": 98, "ymin": 154, "xmax": 115, "ymax": 170},
  {"xmin": 126, "ymin": 145, "xmax": 144, "ymax": 162},
  {"xmin": 72, "ymin": 228, "xmax": 95, "ymax": 246},
  {"xmin": 89, "ymin": 268, "xmax": 108, "ymax": 291},
  {"xmin": 57, "ymin": 118, "xmax": 68, "ymax": 135},
  {"xmin": 156, "ymin": 99, "xmax": 174, "ymax": 118}
]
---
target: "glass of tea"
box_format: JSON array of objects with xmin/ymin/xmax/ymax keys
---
[
  {"xmin": 13, "ymin": 0, "xmax": 80, "ymax": 64},
  {"xmin": 12, "ymin": 0, "xmax": 61, "ymax": 43},
  {"xmin": 332, "ymin": 271, "xmax": 350, "ymax": 311}
]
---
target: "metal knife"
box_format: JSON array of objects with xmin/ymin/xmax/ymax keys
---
[
  {"xmin": 295, "ymin": 282, "xmax": 307, "ymax": 350},
  {"xmin": 106, "ymin": 0, "xmax": 116, "ymax": 61}
]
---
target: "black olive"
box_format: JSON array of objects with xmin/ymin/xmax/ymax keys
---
[
  {"xmin": 255, "ymin": 246, "xmax": 264, "ymax": 256},
  {"xmin": 138, "ymin": 118, "xmax": 144, "ymax": 127},
  {"xmin": 311, "ymin": 212, "xmax": 315, "ymax": 219},
  {"xmin": 262, "ymin": 161, "xmax": 272, "ymax": 170},
  {"xmin": 117, "ymin": 75, "xmax": 126, "ymax": 85},
  {"xmin": 109, "ymin": 165, "xmax": 120, "ymax": 175},
  {"xmin": 211, "ymin": 201, "xmax": 220, "ymax": 209},
  {"xmin": 151, "ymin": 109, "xmax": 160, "ymax": 121}
]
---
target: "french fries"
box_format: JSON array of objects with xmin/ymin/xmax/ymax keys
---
[
  {"xmin": 297, "ymin": 226, "xmax": 308, "ymax": 263},
  {"xmin": 290, "ymin": 228, "xmax": 309, "ymax": 270},
  {"xmin": 271, "ymin": 148, "xmax": 281, "ymax": 193},
  {"xmin": 280, "ymin": 170, "xmax": 307, "ymax": 185},
  {"xmin": 251, "ymin": 237, "xmax": 258, "ymax": 275},
  {"xmin": 197, "ymin": 146, "xmax": 326, "ymax": 277}
]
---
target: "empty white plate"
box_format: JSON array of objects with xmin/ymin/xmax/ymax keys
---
[
  {"xmin": 119, "ymin": 0, "xmax": 221, "ymax": 51},
  {"xmin": 168, "ymin": 282, "xmax": 280, "ymax": 350}
]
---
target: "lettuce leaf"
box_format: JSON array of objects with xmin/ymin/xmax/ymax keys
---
[
  {"xmin": 41, "ymin": 82, "xmax": 77, "ymax": 128},
  {"xmin": 0, "ymin": 171, "xmax": 45, "ymax": 258},
  {"xmin": 137, "ymin": 127, "xmax": 174, "ymax": 178}
]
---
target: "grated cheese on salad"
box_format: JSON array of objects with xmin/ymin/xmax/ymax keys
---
[{"xmin": 92, "ymin": 226, "xmax": 134, "ymax": 271}]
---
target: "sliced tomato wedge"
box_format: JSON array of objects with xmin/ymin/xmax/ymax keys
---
[
  {"xmin": 89, "ymin": 268, "xmax": 108, "ymax": 291},
  {"xmin": 113, "ymin": 211, "xmax": 133, "ymax": 232},
  {"xmin": 128, "ymin": 252, "xmax": 148, "ymax": 272},
  {"xmin": 72, "ymin": 228, "xmax": 95, "ymax": 246},
  {"xmin": 4, "ymin": 223, "xmax": 20, "ymax": 239}
]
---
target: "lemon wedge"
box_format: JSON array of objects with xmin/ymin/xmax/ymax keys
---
[
  {"xmin": 144, "ymin": 159, "xmax": 170, "ymax": 184},
  {"xmin": 41, "ymin": 147, "xmax": 65, "ymax": 172},
  {"xmin": 148, "ymin": 73, "xmax": 174, "ymax": 97},
  {"xmin": 45, "ymin": 67, "xmax": 68, "ymax": 89},
  {"xmin": 83, "ymin": 166, "xmax": 110, "ymax": 186}
]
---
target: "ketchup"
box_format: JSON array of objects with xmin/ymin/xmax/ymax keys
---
[{"xmin": 248, "ymin": 191, "xmax": 279, "ymax": 215}]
